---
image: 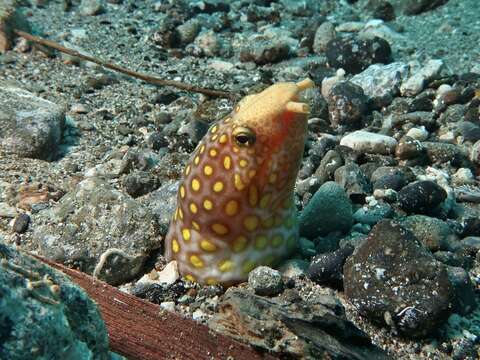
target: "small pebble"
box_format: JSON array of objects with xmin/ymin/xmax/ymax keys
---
[
  {"xmin": 398, "ymin": 180, "xmax": 447, "ymax": 214},
  {"xmin": 248, "ymin": 266, "xmax": 284, "ymax": 296},
  {"xmin": 12, "ymin": 213, "xmax": 30, "ymax": 233}
]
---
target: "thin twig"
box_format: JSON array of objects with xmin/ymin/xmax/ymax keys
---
[{"xmin": 14, "ymin": 30, "xmax": 233, "ymax": 99}]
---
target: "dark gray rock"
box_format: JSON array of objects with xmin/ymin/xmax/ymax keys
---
[
  {"xmin": 399, "ymin": 215, "xmax": 460, "ymax": 252},
  {"xmin": 326, "ymin": 36, "xmax": 391, "ymax": 74},
  {"xmin": 177, "ymin": 118, "xmax": 209, "ymax": 146},
  {"xmin": 12, "ymin": 213, "xmax": 30, "ymax": 234},
  {"xmin": 313, "ymin": 149, "xmax": 344, "ymax": 184},
  {"xmin": 409, "ymin": 91, "xmax": 434, "ymax": 112},
  {"xmin": 210, "ymin": 287, "xmax": 389, "ymax": 359},
  {"xmin": 0, "ymin": 81, "xmax": 65, "ymax": 160},
  {"xmin": 31, "ymin": 177, "xmax": 160, "ymax": 285},
  {"xmin": 451, "ymin": 338, "xmax": 477, "ymax": 360},
  {"xmin": 334, "ymin": 163, "xmax": 372, "ymax": 203},
  {"xmin": 248, "ymin": 266, "xmax": 284, "ymax": 296},
  {"xmin": 146, "ymin": 132, "xmax": 169, "ymax": 150},
  {"xmin": 391, "ymin": 111, "xmax": 436, "ymax": 130},
  {"xmin": 327, "ymin": 81, "xmax": 368, "ymax": 129},
  {"xmin": 398, "ymin": 180, "xmax": 447, "ymax": 214},
  {"xmin": 371, "ymin": 166, "xmax": 410, "ymax": 191},
  {"xmin": 461, "ymin": 217, "xmax": 480, "ymax": 237},
  {"xmin": 457, "ymin": 121, "xmax": 480, "ymax": 142},
  {"xmin": 308, "ymin": 245, "xmax": 354, "ymax": 287},
  {"xmin": 402, "ymin": 0, "xmax": 449, "ymax": 15},
  {"xmin": 439, "ymin": 103, "xmax": 467, "ymax": 124},
  {"xmin": 0, "ymin": 243, "xmax": 109, "ymax": 359},
  {"xmin": 423, "ymin": 141, "xmax": 468, "ymax": 166},
  {"xmin": 433, "ymin": 250, "xmax": 474, "ymax": 270},
  {"xmin": 344, "ymin": 220, "xmax": 454, "ymax": 338},
  {"xmin": 446, "ymin": 266, "xmax": 477, "ymax": 316},
  {"xmin": 312, "ymin": 21, "xmax": 336, "ymax": 54},
  {"xmin": 122, "ymin": 171, "xmax": 160, "ymax": 198},
  {"xmin": 395, "ymin": 136, "xmax": 426, "ymax": 160},
  {"xmin": 239, "ymin": 40, "xmax": 290, "ymax": 65},
  {"xmin": 461, "ymin": 236, "xmax": 480, "ymax": 249},
  {"xmin": 299, "ymin": 181, "xmax": 353, "ymax": 238},
  {"xmin": 141, "ymin": 180, "xmax": 179, "ymax": 237},
  {"xmin": 298, "ymin": 237, "xmax": 316, "ymax": 258},
  {"xmin": 366, "ymin": 0, "xmax": 396, "ymax": 21}
]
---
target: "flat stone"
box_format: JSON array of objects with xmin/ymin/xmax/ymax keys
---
[
  {"xmin": 30, "ymin": 177, "xmax": 160, "ymax": 285},
  {"xmin": 400, "ymin": 60, "xmax": 444, "ymax": 96},
  {"xmin": 340, "ymin": 131, "xmax": 397, "ymax": 155},
  {"xmin": 209, "ymin": 287, "xmax": 389, "ymax": 359},
  {"xmin": 0, "ymin": 81, "xmax": 65, "ymax": 160}
]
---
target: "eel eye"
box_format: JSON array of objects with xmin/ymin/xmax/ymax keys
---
[{"xmin": 233, "ymin": 127, "xmax": 256, "ymax": 146}]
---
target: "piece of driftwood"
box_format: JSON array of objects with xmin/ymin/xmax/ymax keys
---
[
  {"xmin": 14, "ymin": 30, "xmax": 233, "ymax": 99},
  {"xmin": 34, "ymin": 255, "xmax": 277, "ymax": 360}
]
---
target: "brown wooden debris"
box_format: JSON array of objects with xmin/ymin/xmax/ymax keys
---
[
  {"xmin": 14, "ymin": 30, "xmax": 233, "ymax": 99},
  {"xmin": 33, "ymin": 255, "xmax": 277, "ymax": 360}
]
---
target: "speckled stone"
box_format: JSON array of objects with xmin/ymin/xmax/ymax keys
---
[
  {"xmin": 344, "ymin": 220, "xmax": 454, "ymax": 338},
  {"xmin": 248, "ymin": 266, "xmax": 284, "ymax": 296},
  {"xmin": 325, "ymin": 36, "xmax": 391, "ymax": 74}
]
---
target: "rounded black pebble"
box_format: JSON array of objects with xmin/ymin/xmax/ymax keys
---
[
  {"xmin": 122, "ymin": 171, "xmax": 160, "ymax": 198},
  {"xmin": 12, "ymin": 213, "xmax": 30, "ymax": 234},
  {"xmin": 327, "ymin": 81, "xmax": 368, "ymax": 129},
  {"xmin": 307, "ymin": 245, "xmax": 354, "ymax": 288},
  {"xmin": 398, "ymin": 180, "xmax": 447, "ymax": 214},
  {"xmin": 460, "ymin": 218, "xmax": 480, "ymax": 237},
  {"xmin": 326, "ymin": 36, "xmax": 391, "ymax": 74}
]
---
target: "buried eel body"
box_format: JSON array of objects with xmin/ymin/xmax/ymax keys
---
[{"xmin": 165, "ymin": 78, "xmax": 315, "ymax": 286}]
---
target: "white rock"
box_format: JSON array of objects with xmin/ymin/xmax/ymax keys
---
[
  {"xmin": 70, "ymin": 28, "xmax": 88, "ymax": 42},
  {"xmin": 321, "ymin": 68, "xmax": 345, "ymax": 98},
  {"xmin": 0, "ymin": 202, "xmax": 18, "ymax": 218},
  {"xmin": 138, "ymin": 261, "xmax": 180, "ymax": 286},
  {"xmin": 336, "ymin": 21, "xmax": 365, "ymax": 32},
  {"xmin": 160, "ymin": 301, "xmax": 175, "ymax": 312},
  {"xmin": 207, "ymin": 60, "xmax": 234, "ymax": 73},
  {"xmin": 471, "ymin": 140, "xmax": 480, "ymax": 164},
  {"xmin": 192, "ymin": 308, "xmax": 207, "ymax": 321},
  {"xmin": 471, "ymin": 63, "xmax": 480, "ymax": 74},
  {"xmin": 70, "ymin": 103, "xmax": 90, "ymax": 114},
  {"xmin": 360, "ymin": 19, "xmax": 405, "ymax": 44},
  {"xmin": 156, "ymin": 261, "xmax": 180, "ymax": 284},
  {"xmin": 340, "ymin": 130, "xmax": 397, "ymax": 155},
  {"xmin": 439, "ymin": 131, "xmax": 455, "ymax": 142},
  {"xmin": 452, "ymin": 168, "xmax": 474, "ymax": 185},
  {"xmin": 400, "ymin": 59, "xmax": 444, "ymax": 96},
  {"xmin": 406, "ymin": 126, "xmax": 429, "ymax": 141},
  {"xmin": 437, "ymin": 84, "xmax": 453, "ymax": 96},
  {"xmin": 350, "ymin": 62, "xmax": 409, "ymax": 101}
]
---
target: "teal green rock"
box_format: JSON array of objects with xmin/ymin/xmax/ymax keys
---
[
  {"xmin": 0, "ymin": 243, "xmax": 110, "ymax": 360},
  {"xmin": 299, "ymin": 181, "xmax": 353, "ymax": 239}
]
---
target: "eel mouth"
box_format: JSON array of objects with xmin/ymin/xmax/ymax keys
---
[{"xmin": 285, "ymin": 78, "xmax": 315, "ymax": 114}]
